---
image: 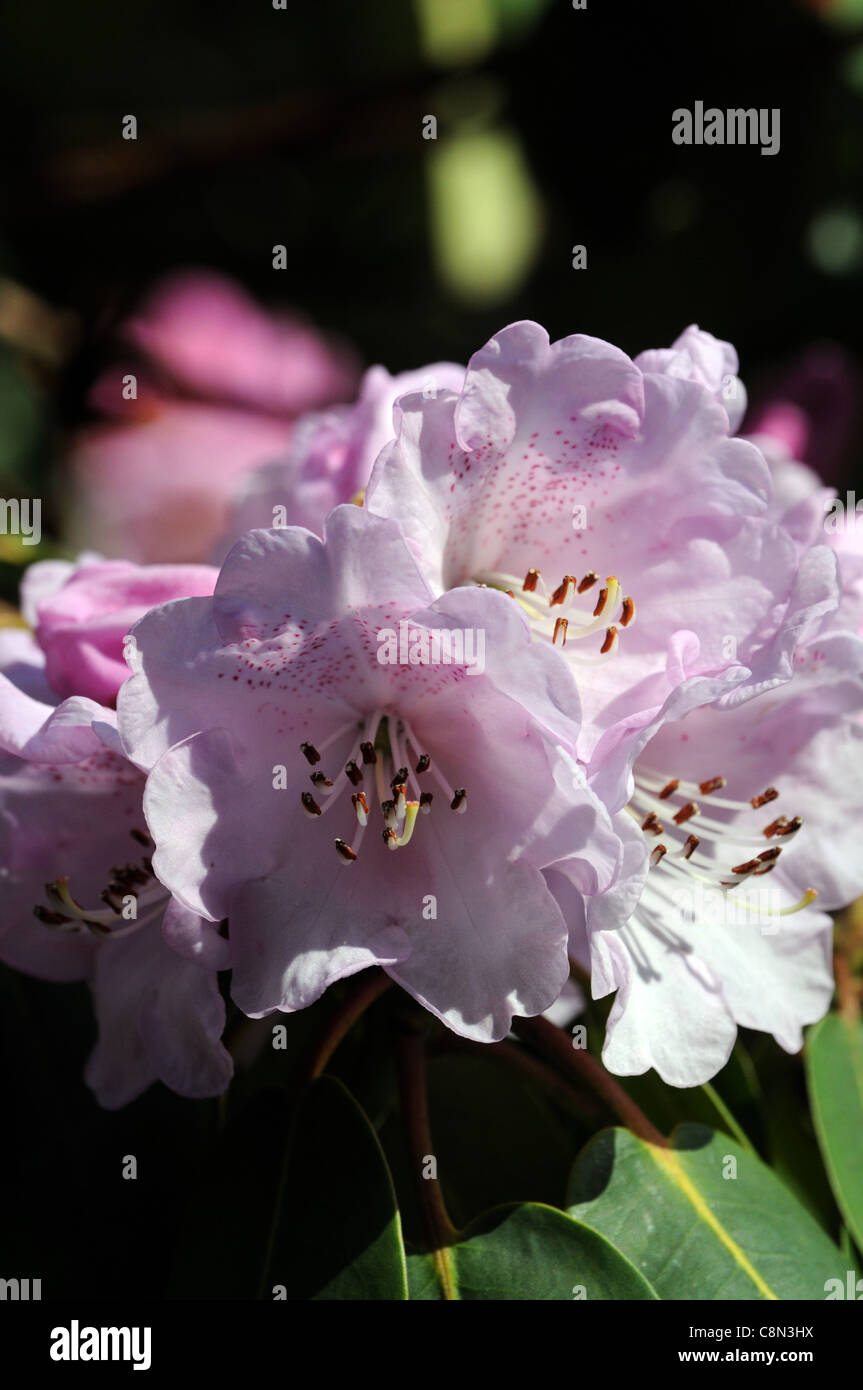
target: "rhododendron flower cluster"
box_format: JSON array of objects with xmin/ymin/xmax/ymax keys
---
[{"xmin": 4, "ymin": 317, "xmax": 862, "ymax": 1107}]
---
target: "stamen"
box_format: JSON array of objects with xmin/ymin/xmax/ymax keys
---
[
  {"xmin": 553, "ymin": 616, "xmax": 568, "ymax": 647},
  {"xmin": 593, "ymin": 577, "xmax": 620, "ymax": 618},
  {"xmin": 33, "ymin": 905, "xmax": 74, "ymax": 927},
  {"xmin": 550, "ymin": 575, "xmax": 577, "ymax": 607},
  {"xmin": 620, "ymin": 596, "xmax": 635, "ymax": 627},
  {"xmin": 396, "ymin": 802, "xmax": 421, "ymax": 847},
  {"xmin": 750, "ymin": 787, "xmax": 779, "ymax": 809},
  {"xmin": 777, "ymin": 816, "xmax": 802, "ymax": 837},
  {"xmin": 600, "ymin": 626, "xmax": 618, "ymax": 656},
  {"xmin": 577, "ymin": 572, "xmax": 598, "ymax": 593},
  {"xmin": 523, "ymin": 568, "xmax": 540, "ymax": 593},
  {"xmin": 130, "ymin": 828, "xmax": 153, "ymax": 848},
  {"xmin": 300, "ymin": 742, "xmax": 321, "ymax": 765},
  {"xmin": 636, "ymin": 763, "xmax": 813, "ymax": 916},
  {"xmin": 301, "ymin": 715, "xmax": 465, "ymax": 862},
  {"xmin": 45, "ymin": 878, "xmax": 115, "ymax": 927}
]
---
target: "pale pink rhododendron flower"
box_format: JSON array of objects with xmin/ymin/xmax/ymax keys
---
[
  {"xmin": 32, "ymin": 557, "xmax": 217, "ymax": 706},
  {"xmin": 218, "ymin": 361, "xmax": 464, "ymax": 555},
  {"xmin": 0, "ymin": 559, "xmax": 232, "ymax": 1107},
  {"xmin": 66, "ymin": 270, "xmax": 360, "ymax": 564},
  {"xmin": 583, "ymin": 546, "xmax": 863, "ymax": 1084},
  {"xmin": 365, "ymin": 321, "xmax": 799, "ymax": 771},
  {"xmin": 362, "ymin": 319, "xmax": 863, "ymax": 1083},
  {"xmin": 117, "ymin": 506, "xmax": 622, "ymax": 1041}
]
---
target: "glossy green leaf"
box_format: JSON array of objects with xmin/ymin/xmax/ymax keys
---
[
  {"xmin": 407, "ymin": 1202, "xmax": 658, "ymax": 1300},
  {"xmin": 264, "ymin": 1076, "xmax": 408, "ymax": 1300},
  {"xmin": 568, "ymin": 1124, "xmax": 847, "ymax": 1300},
  {"xmin": 806, "ymin": 1013, "xmax": 863, "ymax": 1252},
  {"xmin": 169, "ymin": 1077, "xmax": 408, "ymax": 1300}
]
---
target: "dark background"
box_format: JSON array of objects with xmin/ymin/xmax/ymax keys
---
[{"xmin": 0, "ymin": 0, "xmax": 860, "ymax": 1296}]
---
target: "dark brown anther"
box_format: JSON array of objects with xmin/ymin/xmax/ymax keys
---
[
  {"xmin": 419, "ymin": 791, "xmax": 433, "ymax": 812},
  {"xmin": 310, "ymin": 771, "xmax": 333, "ymax": 788},
  {"xmin": 650, "ymin": 843, "xmax": 667, "ymax": 867},
  {"xmin": 300, "ymin": 741, "xmax": 321, "ymax": 765},
  {"xmin": 33, "ymin": 905, "xmax": 72, "ymax": 926},
  {"xmin": 641, "ymin": 812, "xmax": 664, "ymax": 835},
  {"xmin": 415, "ymin": 753, "xmax": 431, "ymax": 774},
  {"xmin": 345, "ymin": 761, "xmax": 363, "ymax": 786},
  {"xmin": 593, "ymin": 586, "xmax": 609, "ymax": 617},
  {"xmin": 673, "ymin": 801, "xmax": 699, "ymax": 826},
  {"xmin": 550, "ymin": 575, "xmax": 576, "ymax": 607},
  {"xmin": 750, "ymin": 786, "xmax": 779, "ymax": 809},
  {"xmin": 101, "ymin": 890, "xmax": 124, "ymax": 914},
  {"xmin": 682, "ymin": 834, "xmax": 700, "ymax": 860},
  {"xmin": 698, "ymin": 777, "xmax": 726, "ymax": 795},
  {"xmin": 523, "ymin": 568, "xmax": 540, "ymax": 593},
  {"xmin": 620, "ymin": 596, "xmax": 635, "ymax": 627},
  {"xmin": 335, "ymin": 838, "xmax": 358, "ymax": 863},
  {"xmin": 130, "ymin": 828, "xmax": 154, "ymax": 848},
  {"xmin": 600, "ymin": 626, "xmax": 618, "ymax": 655},
  {"xmin": 731, "ymin": 858, "xmax": 760, "ymax": 876},
  {"xmin": 391, "ymin": 769, "xmax": 409, "ymax": 789},
  {"xmin": 360, "ymin": 741, "xmax": 377, "ymax": 765},
  {"xmin": 450, "ymin": 788, "xmax": 467, "ymax": 813},
  {"xmin": 762, "ymin": 815, "xmax": 788, "ymax": 838},
  {"xmin": 658, "ymin": 779, "xmax": 679, "ymax": 800},
  {"xmin": 777, "ymin": 816, "xmax": 803, "ymax": 836},
  {"xmin": 381, "ymin": 799, "xmax": 396, "ymax": 827},
  {"xmin": 757, "ymin": 846, "xmax": 782, "ymax": 863},
  {"xmin": 109, "ymin": 863, "xmax": 150, "ymax": 889},
  {"xmin": 577, "ymin": 572, "xmax": 598, "ymax": 593},
  {"xmin": 301, "ymin": 791, "xmax": 322, "ymax": 817},
  {"xmin": 382, "ymin": 828, "xmax": 398, "ymax": 849}
]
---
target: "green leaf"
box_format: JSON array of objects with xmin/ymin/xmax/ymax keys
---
[
  {"xmin": 568, "ymin": 1124, "xmax": 847, "ymax": 1300},
  {"xmin": 169, "ymin": 1077, "xmax": 408, "ymax": 1300},
  {"xmin": 266, "ymin": 1076, "xmax": 408, "ymax": 1300},
  {"xmin": 410, "ymin": 1050, "xmax": 589, "ymax": 1230},
  {"xmin": 806, "ymin": 1012, "xmax": 863, "ymax": 1252},
  {"xmin": 407, "ymin": 1202, "xmax": 658, "ymax": 1300}
]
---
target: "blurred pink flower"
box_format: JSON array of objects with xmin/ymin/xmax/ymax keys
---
[
  {"xmin": 66, "ymin": 270, "xmax": 361, "ymax": 564},
  {"xmin": 743, "ymin": 343, "xmax": 859, "ymax": 480}
]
